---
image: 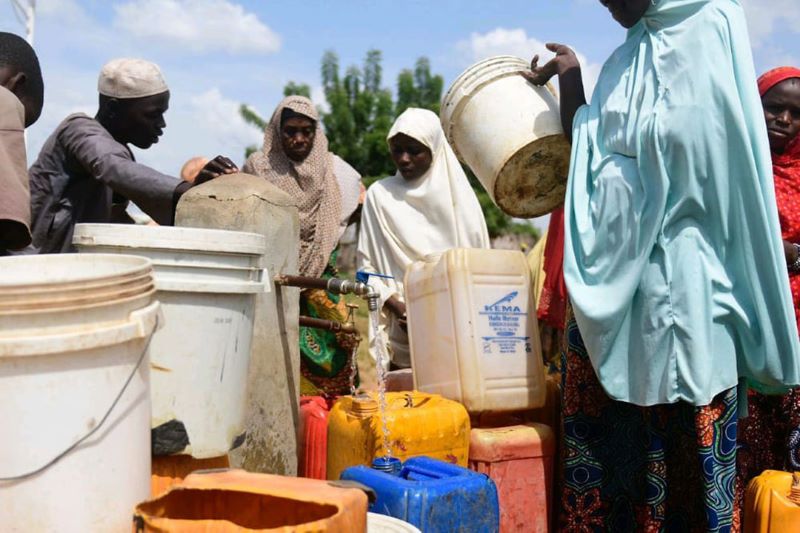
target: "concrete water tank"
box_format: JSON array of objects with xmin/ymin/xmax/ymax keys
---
[{"xmin": 176, "ymin": 173, "xmax": 301, "ymax": 475}]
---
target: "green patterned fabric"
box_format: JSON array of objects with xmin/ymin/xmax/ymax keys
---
[{"xmin": 299, "ymin": 248, "xmax": 359, "ymax": 396}]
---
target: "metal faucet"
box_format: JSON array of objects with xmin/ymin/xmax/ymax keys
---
[{"xmin": 273, "ymin": 271, "xmax": 389, "ymax": 312}]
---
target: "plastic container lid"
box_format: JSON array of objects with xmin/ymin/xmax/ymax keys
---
[{"xmin": 73, "ymin": 224, "xmax": 266, "ymax": 256}]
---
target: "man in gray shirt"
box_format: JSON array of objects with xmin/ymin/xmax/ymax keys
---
[{"xmin": 28, "ymin": 58, "xmax": 236, "ymax": 253}]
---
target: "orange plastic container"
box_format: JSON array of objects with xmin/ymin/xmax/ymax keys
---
[
  {"xmin": 327, "ymin": 391, "xmax": 470, "ymax": 480},
  {"xmin": 744, "ymin": 470, "xmax": 800, "ymax": 533},
  {"xmin": 469, "ymin": 423, "xmax": 555, "ymax": 533},
  {"xmin": 133, "ymin": 469, "xmax": 367, "ymax": 532},
  {"xmin": 151, "ymin": 455, "xmax": 230, "ymax": 497},
  {"xmin": 299, "ymin": 396, "xmax": 330, "ymax": 480}
]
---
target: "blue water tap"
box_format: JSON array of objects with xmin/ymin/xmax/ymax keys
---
[{"xmin": 356, "ymin": 271, "xmax": 394, "ymax": 285}]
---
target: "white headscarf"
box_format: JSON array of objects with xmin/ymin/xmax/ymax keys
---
[
  {"xmin": 358, "ymin": 107, "xmax": 490, "ymax": 303},
  {"xmin": 358, "ymin": 107, "xmax": 490, "ymax": 369}
]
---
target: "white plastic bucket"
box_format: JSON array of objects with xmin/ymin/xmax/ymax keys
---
[
  {"xmin": 0, "ymin": 254, "xmax": 159, "ymax": 533},
  {"xmin": 73, "ymin": 224, "xmax": 268, "ymax": 458},
  {"xmin": 440, "ymin": 55, "xmax": 571, "ymax": 218},
  {"xmin": 368, "ymin": 513, "xmax": 422, "ymax": 533}
]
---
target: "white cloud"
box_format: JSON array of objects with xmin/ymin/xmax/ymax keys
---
[
  {"xmin": 113, "ymin": 0, "xmax": 281, "ymax": 55},
  {"xmin": 311, "ymin": 85, "xmax": 329, "ymax": 114},
  {"xmin": 37, "ymin": 0, "xmax": 89, "ymax": 22},
  {"xmin": 741, "ymin": 0, "xmax": 800, "ymax": 46},
  {"xmin": 132, "ymin": 87, "xmax": 263, "ymax": 174},
  {"xmin": 457, "ymin": 28, "xmax": 602, "ymax": 95}
]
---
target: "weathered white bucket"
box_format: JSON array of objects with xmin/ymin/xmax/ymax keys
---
[
  {"xmin": 368, "ymin": 513, "xmax": 422, "ymax": 533},
  {"xmin": 73, "ymin": 224, "xmax": 268, "ymax": 458},
  {"xmin": 0, "ymin": 254, "xmax": 159, "ymax": 533},
  {"xmin": 440, "ymin": 55, "xmax": 571, "ymax": 218}
]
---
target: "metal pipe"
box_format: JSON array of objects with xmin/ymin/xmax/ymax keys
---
[
  {"xmin": 274, "ymin": 274, "xmax": 329, "ymax": 291},
  {"xmin": 274, "ymin": 273, "xmax": 379, "ymax": 311},
  {"xmin": 299, "ymin": 315, "xmax": 357, "ymax": 335}
]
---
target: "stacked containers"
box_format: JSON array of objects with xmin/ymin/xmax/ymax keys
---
[
  {"xmin": 73, "ymin": 224, "xmax": 267, "ymax": 459},
  {"xmin": 405, "ymin": 248, "xmax": 556, "ymax": 531},
  {"xmin": 0, "ymin": 254, "xmax": 160, "ymax": 532},
  {"xmin": 299, "ymin": 396, "xmax": 331, "ymax": 480},
  {"xmin": 326, "ymin": 392, "xmax": 470, "ymax": 480},
  {"xmin": 341, "ymin": 456, "xmax": 499, "ymax": 533}
]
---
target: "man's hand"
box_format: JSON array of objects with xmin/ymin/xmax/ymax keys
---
[
  {"xmin": 194, "ymin": 155, "xmax": 239, "ymax": 185},
  {"xmin": 385, "ymin": 295, "xmax": 408, "ymax": 333}
]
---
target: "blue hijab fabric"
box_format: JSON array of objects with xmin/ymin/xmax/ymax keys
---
[{"xmin": 564, "ymin": 0, "xmax": 800, "ymax": 406}]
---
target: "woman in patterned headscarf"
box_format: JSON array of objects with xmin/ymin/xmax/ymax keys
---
[{"xmin": 244, "ymin": 95, "xmax": 363, "ymax": 397}]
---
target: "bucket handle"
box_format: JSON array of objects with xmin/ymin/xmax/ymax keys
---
[{"xmin": 0, "ymin": 306, "xmax": 160, "ymax": 482}]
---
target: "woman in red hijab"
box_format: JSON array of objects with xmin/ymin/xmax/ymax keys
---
[{"xmin": 736, "ymin": 66, "xmax": 800, "ymax": 517}]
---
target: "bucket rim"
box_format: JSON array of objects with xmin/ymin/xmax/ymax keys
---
[
  {"xmin": 440, "ymin": 55, "xmax": 529, "ymax": 122},
  {"xmin": 0, "ymin": 253, "xmax": 153, "ymax": 289},
  {"xmin": 73, "ymin": 224, "xmax": 267, "ymax": 256},
  {"xmin": 0, "ymin": 279, "xmax": 155, "ymax": 311},
  {"xmin": 0, "ymin": 286, "xmax": 156, "ymax": 317},
  {"xmin": 439, "ymin": 55, "xmax": 558, "ymax": 163},
  {"xmin": 0, "ymin": 270, "xmax": 153, "ymax": 298}
]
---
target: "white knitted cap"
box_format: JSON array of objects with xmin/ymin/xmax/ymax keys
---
[{"xmin": 97, "ymin": 58, "xmax": 168, "ymax": 99}]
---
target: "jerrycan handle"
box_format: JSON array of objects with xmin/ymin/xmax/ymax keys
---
[
  {"xmin": 402, "ymin": 463, "xmax": 447, "ymax": 482},
  {"xmin": 388, "ymin": 392, "xmax": 429, "ymax": 410}
]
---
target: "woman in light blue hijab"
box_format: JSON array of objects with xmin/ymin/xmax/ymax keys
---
[{"xmin": 527, "ymin": 0, "xmax": 800, "ymax": 529}]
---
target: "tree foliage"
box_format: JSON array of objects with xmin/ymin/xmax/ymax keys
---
[
  {"xmin": 283, "ymin": 82, "xmax": 311, "ymax": 98},
  {"xmin": 396, "ymin": 58, "xmax": 444, "ymax": 116},
  {"xmin": 239, "ymin": 50, "xmax": 538, "ymax": 241}
]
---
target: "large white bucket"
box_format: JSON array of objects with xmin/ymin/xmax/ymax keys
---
[
  {"xmin": 73, "ymin": 224, "xmax": 267, "ymax": 458},
  {"xmin": 440, "ymin": 56, "xmax": 571, "ymax": 218},
  {"xmin": 0, "ymin": 254, "xmax": 159, "ymax": 533}
]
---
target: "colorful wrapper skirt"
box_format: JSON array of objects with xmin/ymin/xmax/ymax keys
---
[{"xmin": 560, "ymin": 314, "xmax": 740, "ymax": 532}]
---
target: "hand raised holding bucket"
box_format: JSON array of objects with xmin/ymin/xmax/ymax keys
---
[{"xmin": 440, "ymin": 55, "xmax": 571, "ymax": 218}]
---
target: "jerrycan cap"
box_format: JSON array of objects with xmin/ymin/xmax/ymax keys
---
[
  {"xmin": 371, "ymin": 456, "xmax": 402, "ymax": 475},
  {"xmin": 351, "ymin": 393, "xmax": 379, "ymax": 416}
]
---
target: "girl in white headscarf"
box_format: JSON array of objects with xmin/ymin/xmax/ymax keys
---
[{"xmin": 357, "ymin": 107, "xmax": 490, "ymax": 370}]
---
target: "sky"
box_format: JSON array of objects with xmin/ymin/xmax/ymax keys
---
[{"xmin": 1, "ymin": 0, "xmax": 798, "ymax": 227}]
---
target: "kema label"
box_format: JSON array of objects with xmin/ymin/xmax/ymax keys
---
[{"xmin": 479, "ymin": 290, "xmax": 532, "ymax": 355}]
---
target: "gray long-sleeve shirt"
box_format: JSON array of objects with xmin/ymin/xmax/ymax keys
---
[{"xmin": 28, "ymin": 113, "xmax": 181, "ymax": 253}]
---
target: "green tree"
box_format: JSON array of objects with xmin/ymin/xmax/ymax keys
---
[
  {"xmin": 321, "ymin": 49, "xmax": 395, "ymax": 178},
  {"xmin": 283, "ymin": 82, "xmax": 311, "ymax": 98},
  {"xmin": 396, "ymin": 57, "xmax": 444, "ymax": 115}
]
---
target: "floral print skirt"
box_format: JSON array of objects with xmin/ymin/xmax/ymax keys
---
[{"xmin": 560, "ymin": 314, "xmax": 739, "ymax": 532}]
